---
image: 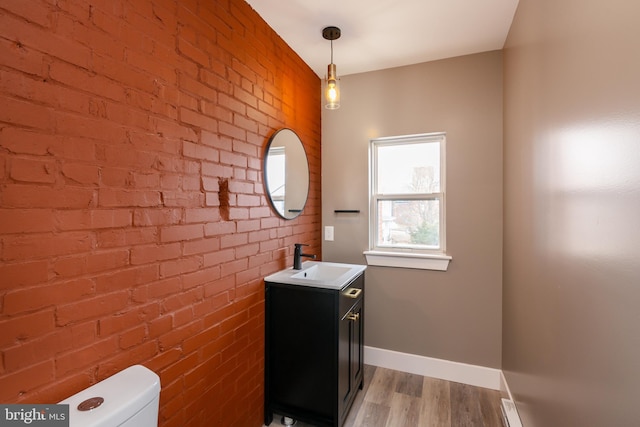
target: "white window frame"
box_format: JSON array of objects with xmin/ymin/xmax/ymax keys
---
[{"xmin": 364, "ymin": 132, "xmax": 452, "ymax": 271}]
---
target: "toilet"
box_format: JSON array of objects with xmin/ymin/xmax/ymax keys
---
[{"xmin": 59, "ymin": 365, "xmax": 161, "ymax": 427}]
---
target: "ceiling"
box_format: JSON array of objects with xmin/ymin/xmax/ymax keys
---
[{"xmin": 245, "ymin": 0, "xmax": 520, "ymax": 78}]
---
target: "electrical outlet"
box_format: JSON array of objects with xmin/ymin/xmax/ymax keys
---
[{"xmin": 324, "ymin": 226, "xmax": 334, "ymax": 241}]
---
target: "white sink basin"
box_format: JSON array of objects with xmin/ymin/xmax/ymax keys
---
[{"xmin": 265, "ymin": 261, "xmax": 366, "ymax": 289}]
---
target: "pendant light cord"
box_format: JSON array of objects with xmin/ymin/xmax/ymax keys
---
[{"xmin": 331, "ymin": 39, "xmax": 334, "ymax": 64}]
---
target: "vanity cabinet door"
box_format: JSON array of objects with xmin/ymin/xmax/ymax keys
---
[
  {"xmin": 338, "ymin": 277, "xmax": 364, "ymax": 426},
  {"xmin": 265, "ymin": 271, "xmax": 365, "ymax": 427}
]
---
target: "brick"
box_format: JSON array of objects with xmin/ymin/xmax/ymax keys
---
[
  {"xmin": 55, "ymin": 209, "xmax": 132, "ymax": 231},
  {"xmin": 182, "ymin": 326, "xmax": 220, "ymax": 356},
  {"xmin": 219, "ymin": 232, "xmax": 249, "ymax": 250},
  {"xmin": 0, "ymin": 128, "xmax": 53, "ymax": 156},
  {"xmin": 61, "ymin": 163, "xmax": 100, "ymax": 185},
  {"xmin": 250, "ymin": 206, "xmax": 272, "ymax": 219},
  {"xmin": 3, "ymin": 321, "xmax": 95, "ymax": 372},
  {"xmin": 177, "ymin": 37, "xmax": 210, "ymax": 67},
  {"xmin": 160, "ymin": 173, "xmax": 181, "ymax": 190},
  {"xmin": 55, "ymin": 13, "xmax": 124, "ymax": 60},
  {"xmin": 55, "ymin": 336, "xmax": 119, "ymax": 376},
  {"xmin": 0, "ymin": 0, "xmax": 322, "ymax": 422},
  {"xmin": 201, "ymin": 247, "xmax": 234, "ymax": 268},
  {"xmin": 55, "ymin": 113, "xmax": 129, "ymax": 144},
  {"xmin": 94, "ymin": 265, "xmax": 159, "ymax": 293},
  {"xmin": 233, "ymin": 167, "xmax": 246, "ymax": 180},
  {"xmin": 0, "ymin": 360, "xmax": 54, "ymax": 402},
  {"xmin": 183, "ymin": 237, "xmax": 220, "ymax": 256},
  {"xmin": 183, "ymin": 141, "xmax": 219, "ymax": 162},
  {"xmin": 229, "ymin": 207, "xmax": 249, "ymax": 220},
  {"xmin": 151, "ymin": 117, "xmax": 198, "ymax": 141},
  {"xmin": 182, "ymin": 174, "xmax": 203, "ymax": 191},
  {"xmin": 248, "ymin": 252, "xmax": 271, "ymax": 269},
  {"xmin": 125, "ymin": 48, "xmax": 177, "ymax": 86},
  {"xmin": 96, "ymin": 227, "xmax": 157, "ymax": 248},
  {"xmin": 180, "ymin": 107, "xmax": 218, "ymax": 132},
  {"xmin": 217, "ymin": 92, "xmax": 246, "ymax": 115},
  {"xmin": 0, "ymin": 260, "xmax": 48, "ymax": 290},
  {"xmin": 48, "ymin": 61, "xmax": 124, "ymax": 102},
  {"xmin": 204, "ymin": 223, "xmax": 236, "ymax": 240},
  {"xmin": 119, "ymin": 325, "xmax": 147, "ymax": 349},
  {"xmin": 160, "ymin": 190, "xmax": 203, "ymax": 208},
  {"xmin": 0, "ymin": 309, "xmax": 55, "ymax": 347},
  {"xmin": 56, "ymin": 291, "xmax": 130, "ymax": 326},
  {"xmin": 201, "ymin": 176, "xmax": 219, "ymax": 192},
  {"xmin": 218, "ymin": 122, "xmax": 246, "ymax": 142},
  {"xmin": 160, "ymin": 224, "xmax": 204, "ymax": 243},
  {"xmin": 130, "ymin": 243, "xmax": 181, "ymax": 265},
  {"xmin": 149, "ymin": 315, "xmax": 173, "ymax": 339},
  {"xmin": 9, "ymin": 156, "xmax": 57, "ymax": 183},
  {"xmin": 3, "ymin": 278, "xmax": 94, "ymax": 316},
  {"xmin": 220, "ymin": 258, "xmax": 248, "ymax": 278},
  {"xmin": 202, "ymin": 161, "xmax": 233, "ymax": 178},
  {"xmin": 3, "ymin": 231, "xmax": 94, "ymax": 261},
  {"xmin": 0, "ymin": 13, "xmax": 91, "ymax": 68},
  {"xmin": 157, "ymin": 320, "xmax": 202, "ymax": 353},
  {"xmin": 132, "ymin": 277, "xmax": 182, "ymax": 303},
  {"xmin": 49, "ymin": 136, "xmax": 96, "ymax": 161},
  {"xmin": 133, "ymin": 208, "xmax": 182, "ymax": 227},
  {"xmin": 98, "ymin": 304, "xmax": 159, "ymax": 337},
  {"xmin": 123, "ymin": 6, "xmax": 177, "ymax": 51},
  {"xmin": 95, "ymin": 340, "xmax": 158, "ymax": 381},
  {"xmin": 0, "ymin": 37, "xmax": 46, "ymax": 77},
  {"xmin": 146, "ymin": 348, "xmax": 182, "ymax": 373},
  {"xmin": 182, "ymin": 266, "xmax": 221, "ymax": 289},
  {"xmin": 128, "ymin": 131, "xmax": 180, "ymax": 155},
  {"xmin": 236, "ymin": 219, "xmax": 260, "ymax": 233},
  {"xmin": 0, "ymin": 209, "xmax": 55, "ymax": 234},
  {"xmin": 1, "ymin": 184, "xmax": 95, "ymax": 209},
  {"xmin": 237, "ymin": 194, "xmax": 260, "ymax": 207},
  {"xmin": 228, "ymin": 179, "xmax": 253, "ymax": 194},
  {"xmin": 160, "ymin": 256, "xmax": 202, "ymax": 278},
  {"xmin": 98, "ymin": 167, "xmax": 131, "ymax": 188},
  {"xmin": 0, "ymin": 95, "xmax": 55, "ymax": 131},
  {"xmin": 232, "ymin": 139, "xmax": 257, "ymax": 157},
  {"xmin": 234, "ymin": 243, "xmax": 259, "ymax": 259},
  {"xmin": 99, "ymin": 188, "xmax": 162, "ymax": 208},
  {"xmin": 86, "ymin": 249, "xmax": 131, "ymax": 273},
  {"xmin": 31, "ymin": 371, "xmax": 93, "ymax": 405},
  {"xmin": 178, "ymin": 73, "xmax": 218, "ymax": 101},
  {"xmin": 101, "ymin": 144, "xmax": 156, "ymax": 170}
]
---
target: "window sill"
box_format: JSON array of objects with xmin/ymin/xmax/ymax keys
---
[{"xmin": 363, "ymin": 250, "xmax": 452, "ymax": 271}]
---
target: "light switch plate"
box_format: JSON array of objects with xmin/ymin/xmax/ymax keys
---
[{"xmin": 324, "ymin": 226, "xmax": 334, "ymax": 241}]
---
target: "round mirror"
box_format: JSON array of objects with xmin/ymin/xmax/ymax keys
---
[{"xmin": 264, "ymin": 128, "xmax": 310, "ymax": 219}]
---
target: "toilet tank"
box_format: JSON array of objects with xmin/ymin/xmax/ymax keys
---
[{"xmin": 59, "ymin": 365, "xmax": 161, "ymax": 427}]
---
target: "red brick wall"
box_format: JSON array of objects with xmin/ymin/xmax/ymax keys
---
[{"xmin": 0, "ymin": 0, "xmax": 321, "ymax": 426}]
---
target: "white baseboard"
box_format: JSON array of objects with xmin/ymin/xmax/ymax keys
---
[
  {"xmin": 500, "ymin": 370, "xmax": 516, "ymax": 400},
  {"xmin": 364, "ymin": 345, "xmax": 503, "ymax": 391}
]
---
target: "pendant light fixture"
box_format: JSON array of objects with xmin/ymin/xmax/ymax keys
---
[{"xmin": 322, "ymin": 26, "xmax": 341, "ymax": 110}]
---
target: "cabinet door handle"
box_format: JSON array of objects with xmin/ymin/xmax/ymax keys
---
[
  {"xmin": 344, "ymin": 288, "xmax": 362, "ymax": 299},
  {"xmin": 346, "ymin": 312, "xmax": 360, "ymax": 321}
]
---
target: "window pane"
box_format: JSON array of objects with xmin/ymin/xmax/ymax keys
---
[
  {"xmin": 376, "ymin": 199, "xmax": 440, "ymax": 249},
  {"xmin": 376, "ymin": 143, "xmax": 440, "ymax": 194}
]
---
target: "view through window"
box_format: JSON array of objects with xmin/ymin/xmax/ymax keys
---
[{"xmin": 370, "ymin": 133, "xmax": 446, "ymax": 253}]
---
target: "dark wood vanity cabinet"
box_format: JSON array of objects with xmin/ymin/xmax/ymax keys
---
[{"xmin": 264, "ymin": 272, "xmax": 365, "ymax": 427}]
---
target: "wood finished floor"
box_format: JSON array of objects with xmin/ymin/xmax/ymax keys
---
[{"xmin": 271, "ymin": 365, "xmax": 504, "ymax": 427}]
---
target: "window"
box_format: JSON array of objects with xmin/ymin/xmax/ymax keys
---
[
  {"xmin": 364, "ymin": 133, "xmax": 452, "ymax": 271},
  {"xmin": 266, "ymin": 146, "xmax": 285, "ymax": 213}
]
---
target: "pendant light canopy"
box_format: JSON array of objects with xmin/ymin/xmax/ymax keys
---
[{"xmin": 323, "ymin": 26, "xmax": 341, "ymax": 110}]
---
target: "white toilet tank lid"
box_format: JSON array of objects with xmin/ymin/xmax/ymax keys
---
[{"xmin": 59, "ymin": 365, "xmax": 160, "ymax": 427}]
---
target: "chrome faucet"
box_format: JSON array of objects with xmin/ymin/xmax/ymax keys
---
[{"xmin": 293, "ymin": 243, "xmax": 316, "ymax": 270}]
